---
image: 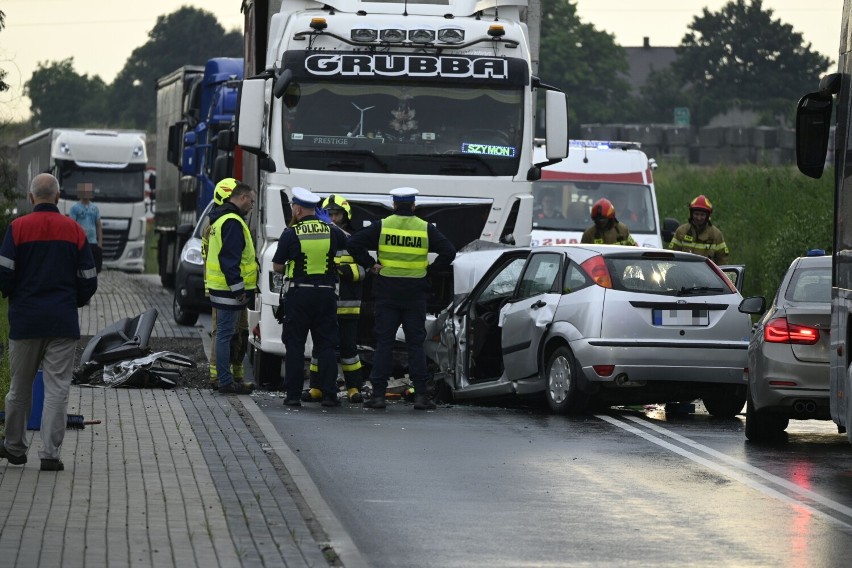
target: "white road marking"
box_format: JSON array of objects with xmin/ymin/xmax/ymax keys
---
[{"xmin": 596, "ymin": 414, "xmax": 852, "ymax": 533}]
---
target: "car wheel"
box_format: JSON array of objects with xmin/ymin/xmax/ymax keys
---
[
  {"xmin": 744, "ymin": 388, "xmax": 788, "ymax": 442},
  {"xmin": 173, "ymin": 291, "xmax": 199, "ymax": 326},
  {"xmin": 544, "ymin": 346, "xmax": 589, "ymax": 414},
  {"xmin": 702, "ymin": 384, "xmax": 747, "ymax": 418},
  {"xmin": 252, "ymin": 345, "xmax": 283, "ymax": 390}
]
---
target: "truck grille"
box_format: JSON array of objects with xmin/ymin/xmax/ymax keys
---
[{"xmin": 103, "ymin": 228, "xmax": 128, "ymax": 260}]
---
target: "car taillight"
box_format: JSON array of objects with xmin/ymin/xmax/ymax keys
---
[
  {"xmin": 764, "ymin": 318, "xmax": 819, "ymax": 345},
  {"xmin": 580, "ymin": 255, "xmax": 612, "ymax": 288}
]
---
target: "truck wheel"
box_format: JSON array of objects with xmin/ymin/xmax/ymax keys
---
[
  {"xmin": 173, "ymin": 292, "xmax": 199, "ymax": 326},
  {"xmin": 702, "ymin": 384, "xmax": 747, "ymax": 418},
  {"xmin": 252, "ymin": 345, "xmax": 283, "ymax": 390},
  {"xmin": 744, "ymin": 387, "xmax": 788, "ymax": 442},
  {"xmin": 544, "ymin": 346, "xmax": 589, "ymax": 414}
]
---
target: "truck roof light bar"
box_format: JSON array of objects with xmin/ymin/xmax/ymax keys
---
[{"xmin": 294, "ymin": 29, "xmax": 517, "ymax": 50}]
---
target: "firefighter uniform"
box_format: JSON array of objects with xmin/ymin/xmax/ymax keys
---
[
  {"xmin": 347, "ymin": 187, "xmax": 456, "ymax": 410},
  {"xmin": 669, "ymin": 195, "xmax": 730, "ymax": 264},
  {"xmin": 305, "ymin": 196, "xmax": 366, "ymax": 402},
  {"xmin": 272, "ymin": 187, "xmax": 348, "ymax": 405},
  {"xmin": 580, "ymin": 221, "xmax": 636, "ymax": 245}
]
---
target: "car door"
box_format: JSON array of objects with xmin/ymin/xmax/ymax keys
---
[{"xmin": 501, "ymin": 251, "xmax": 564, "ymax": 380}]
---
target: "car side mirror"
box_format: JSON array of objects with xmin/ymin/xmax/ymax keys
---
[{"xmin": 738, "ymin": 296, "xmax": 765, "ymax": 315}]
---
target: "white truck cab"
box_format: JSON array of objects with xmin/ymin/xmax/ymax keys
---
[{"xmin": 531, "ymin": 140, "xmax": 673, "ymax": 248}]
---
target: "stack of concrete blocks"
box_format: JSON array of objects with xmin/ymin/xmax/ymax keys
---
[{"xmin": 660, "ymin": 126, "xmax": 693, "ymax": 163}]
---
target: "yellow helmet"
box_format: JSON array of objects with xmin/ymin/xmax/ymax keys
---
[
  {"xmin": 213, "ymin": 177, "xmax": 239, "ymax": 205},
  {"xmin": 321, "ymin": 194, "xmax": 352, "ymax": 221}
]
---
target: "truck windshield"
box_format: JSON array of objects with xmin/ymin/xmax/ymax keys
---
[
  {"xmin": 281, "ymin": 81, "xmax": 523, "ymax": 176},
  {"xmin": 531, "ymin": 181, "xmax": 657, "ymax": 233},
  {"xmin": 60, "ymin": 167, "xmax": 145, "ymax": 203}
]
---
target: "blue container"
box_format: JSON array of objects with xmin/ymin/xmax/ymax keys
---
[{"xmin": 27, "ymin": 370, "xmax": 44, "ymax": 431}]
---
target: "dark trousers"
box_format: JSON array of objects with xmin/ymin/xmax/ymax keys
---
[
  {"xmin": 309, "ymin": 317, "xmax": 363, "ymax": 389},
  {"xmin": 90, "ymin": 243, "xmax": 103, "ymax": 273},
  {"xmin": 281, "ymin": 287, "xmax": 338, "ymax": 398},
  {"xmin": 370, "ymin": 297, "xmax": 427, "ymax": 396}
]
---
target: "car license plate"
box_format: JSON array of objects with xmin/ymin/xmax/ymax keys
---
[{"xmin": 652, "ymin": 308, "xmax": 709, "ymax": 326}]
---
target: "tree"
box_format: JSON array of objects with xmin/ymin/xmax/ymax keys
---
[
  {"xmin": 658, "ymin": 0, "xmax": 832, "ymax": 126},
  {"xmin": 25, "ymin": 59, "xmax": 107, "ymax": 128},
  {"xmin": 106, "ymin": 7, "xmax": 242, "ymax": 129},
  {"xmin": 538, "ymin": 0, "xmax": 636, "ymax": 131},
  {"xmin": 0, "ymin": 10, "xmax": 9, "ymax": 93}
]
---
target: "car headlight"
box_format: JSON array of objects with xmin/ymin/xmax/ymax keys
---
[{"xmin": 181, "ymin": 241, "xmax": 204, "ymax": 266}]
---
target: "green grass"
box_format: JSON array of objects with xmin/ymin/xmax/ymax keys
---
[{"xmin": 654, "ymin": 163, "xmax": 833, "ymax": 302}]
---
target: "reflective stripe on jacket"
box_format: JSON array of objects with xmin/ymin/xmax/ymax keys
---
[{"xmin": 377, "ymin": 215, "xmax": 429, "ymax": 278}]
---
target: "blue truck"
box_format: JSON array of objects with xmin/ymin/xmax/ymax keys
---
[{"xmin": 154, "ymin": 57, "xmax": 243, "ymax": 324}]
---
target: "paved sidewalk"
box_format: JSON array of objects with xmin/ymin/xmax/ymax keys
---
[{"xmin": 0, "ymin": 270, "xmax": 340, "ymax": 567}]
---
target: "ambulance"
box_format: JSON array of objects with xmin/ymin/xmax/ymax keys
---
[{"xmin": 531, "ymin": 140, "xmax": 675, "ymax": 248}]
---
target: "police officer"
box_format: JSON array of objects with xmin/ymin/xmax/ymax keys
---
[
  {"xmin": 669, "ymin": 194, "xmax": 730, "ymax": 264},
  {"xmin": 272, "ymin": 187, "xmax": 348, "ymax": 407},
  {"xmin": 205, "ymin": 181, "xmax": 258, "ymax": 395},
  {"xmin": 580, "ymin": 198, "xmax": 637, "ymax": 245},
  {"xmin": 302, "ymin": 194, "xmax": 367, "ymax": 404},
  {"xmin": 204, "ymin": 178, "xmax": 252, "ymax": 390},
  {"xmin": 347, "ymin": 187, "xmax": 456, "ymax": 410}
]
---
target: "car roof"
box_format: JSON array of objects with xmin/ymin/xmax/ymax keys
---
[{"xmin": 791, "ymin": 254, "xmax": 831, "ymax": 269}]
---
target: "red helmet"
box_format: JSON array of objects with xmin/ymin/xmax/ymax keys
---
[
  {"xmin": 689, "ymin": 194, "xmax": 713, "ymax": 214},
  {"xmin": 591, "ymin": 198, "xmax": 616, "ymax": 221}
]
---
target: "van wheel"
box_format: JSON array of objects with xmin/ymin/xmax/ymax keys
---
[
  {"xmin": 702, "ymin": 384, "xmax": 746, "ymax": 418},
  {"xmin": 544, "ymin": 346, "xmax": 589, "ymax": 414},
  {"xmin": 173, "ymin": 292, "xmax": 199, "ymax": 326},
  {"xmin": 744, "ymin": 388, "xmax": 788, "ymax": 442}
]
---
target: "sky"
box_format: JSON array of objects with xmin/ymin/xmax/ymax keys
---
[{"xmin": 0, "ymin": 0, "xmax": 843, "ymax": 123}]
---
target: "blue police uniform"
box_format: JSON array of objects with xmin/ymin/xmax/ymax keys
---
[
  {"xmin": 272, "ymin": 188, "xmax": 348, "ymax": 404},
  {"xmin": 347, "ymin": 188, "xmax": 456, "ymax": 409}
]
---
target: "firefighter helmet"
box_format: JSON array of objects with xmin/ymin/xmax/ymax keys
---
[
  {"xmin": 321, "ymin": 194, "xmax": 352, "ymax": 221},
  {"xmin": 213, "ymin": 177, "xmax": 239, "ymax": 206},
  {"xmin": 689, "ymin": 194, "xmax": 713, "ymax": 214},
  {"xmin": 591, "ymin": 198, "xmax": 616, "ymax": 221}
]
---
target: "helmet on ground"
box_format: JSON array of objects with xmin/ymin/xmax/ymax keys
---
[
  {"xmin": 213, "ymin": 177, "xmax": 239, "ymax": 205},
  {"xmin": 689, "ymin": 194, "xmax": 713, "ymax": 214},
  {"xmin": 321, "ymin": 194, "xmax": 352, "ymax": 220},
  {"xmin": 591, "ymin": 198, "xmax": 616, "ymax": 221}
]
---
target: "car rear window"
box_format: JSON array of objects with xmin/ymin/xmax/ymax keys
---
[
  {"xmin": 785, "ymin": 267, "xmax": 831, "ymax": 303},
  {"xmin": 606, "ymin": 257, "xmax": 732, "ymax": 296}
]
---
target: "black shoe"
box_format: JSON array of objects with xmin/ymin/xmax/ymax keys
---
[
  {"xmin": 219, "ymin": 382, "xmax": 254, "ymax": 395},
  {"xmin": 0, "ymin": 442, "xmax": 26, "ymax": 465},
  {"xmin": 363, "ymin": 397, "xmax": 387, "ymax": 409},
  {"xmin": 321, "ymin": 395, "xmax": 341, "ymax": 407},
  {"xmin": 301, "ymin": 388, "xmax": 322, "ymax": 402},
  {"xmin": 413, "ymin": 394, "xmax": 436, "ymax": 410},
  {"xmin": 283, "ymin": 396, "xmax": 302, "ymax": 407},
  {"xmin": 209, "ymin": 381, "xmax": 219, "ymax": 391},
  {"xmin": 40, "ymin": 458, "xmax": 64, "ymax": 471}
]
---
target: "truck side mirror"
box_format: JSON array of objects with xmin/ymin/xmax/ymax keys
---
[
  {"xmin": 237, "ymin": 79, "xmax": 266, "ymax": 153},
  {"xmin": 217, "ymin": 130, "xmax": 235, "ymax": 151},
  {"xmin": 544, "ymin": 91, "xmax": 569, "ymax": 160},
  {"xmin": 796, "ymin": 91, "xmax": 833, "ymax": 179}
]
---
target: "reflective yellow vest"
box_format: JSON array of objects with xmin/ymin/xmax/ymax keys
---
[
  {"xmin": 287, "ymin": 219, "xmax": 333, "ymax": 278},
  {"xmin": 378, "ymin": 215, "xmax": 429, "ymax": 278},
  {"xmin": 206, "ymin": 213, "xmax": 258, "ymax": 292}
]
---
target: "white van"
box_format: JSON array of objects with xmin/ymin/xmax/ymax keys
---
[{"xmin": 531, "ymin": 140, "xmax": 675, "ymax": 248}]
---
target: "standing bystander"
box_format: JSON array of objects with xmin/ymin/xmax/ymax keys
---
[
  {"xmin": 347, "ymin": 187, "xmax": 456, "ymax": 410},
  {"xmin": 0, "ymin": 173, "xmax": 98, "ymax": 471},
  {"xmin": 68, "ymin": 182, "xmax": 104, "ymax": 272}
]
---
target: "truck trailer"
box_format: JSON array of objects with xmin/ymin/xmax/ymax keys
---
[
  {"xmin": 17, "ymin": 128, "xmax": 148, "ymax": 272},
  {"xmin": 154, "ymin": 57, "xmax": 243, "ymax": 290}
]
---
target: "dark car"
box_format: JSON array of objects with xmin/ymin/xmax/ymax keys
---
[
  {"xmin": 740, "ymin": 252, "xmax": 831, "ymax": 442},
  {"xmin": 173, "ymin": 200, "xmax": 214, "ymax": 326}
]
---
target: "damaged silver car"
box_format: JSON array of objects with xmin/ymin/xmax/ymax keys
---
[{"xmin": 425, "ymin": 244, "xmax": 753, "ymax": 417}]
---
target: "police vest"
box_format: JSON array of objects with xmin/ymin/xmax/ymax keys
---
[
  {"xmin": 378, "ymin": 215, "xmax": 429, "ymax": 278},
  {"xmin": 287, "ymin": 219, "xmax": 333, "ymax": 279},
  {"xmin": 206, "ymin": 213, "xmax": 258, "ymax": 292}
]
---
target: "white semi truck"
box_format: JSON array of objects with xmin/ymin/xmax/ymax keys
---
[
  {"xmin": 17, "ymin": 128, "xmax": 148, "ymax": 272},
  {"xmin": 237, "ymin": 0, "xmax": 569, "ymax": 384}
]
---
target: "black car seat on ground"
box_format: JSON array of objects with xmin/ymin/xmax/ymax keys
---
[{"xmin": 80, "ymin": 308, "xmax": 159, "ymax": 364}]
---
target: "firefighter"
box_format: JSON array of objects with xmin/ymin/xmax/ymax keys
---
[
  {"xmin": 205, "ymin": 180, "xmax": 258, "ymax": 394},
  {"xmin": 204, "ymin": 178, "xmax": 252, "ymax": 390},
  {"xmin": 581, "ymin": 198, "xmax": 636, "ymax": 245},
  {"xmin": 272, "ymin": 187, "xmax": 348, "ymax": 407},
  {"xmin": 669, "ymin": 194, "xmax": 730, "ymax": 264},
  {"xmin": 347, "ymin": 187, "xmax": 456, "ymax": 410},
  {"xmin": 302, "ymin": 194, "xmax": 367, "ymax": 403}
]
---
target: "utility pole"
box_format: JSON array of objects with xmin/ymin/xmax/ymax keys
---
[{"xmin": 526, "ymin": 0, "xmax": 541, "ymax": 75}]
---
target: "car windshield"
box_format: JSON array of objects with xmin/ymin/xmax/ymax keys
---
[
  {"xmin": 785, "ymin": 266, "xmax": 831, "ymax": 303},
  {"xmin": 606, "ymin": 257, "xmax": 731, "ymax": 296},
  {"xmin": 531, "ymin": 181, "xmax": 656, "ymax": 233}
]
